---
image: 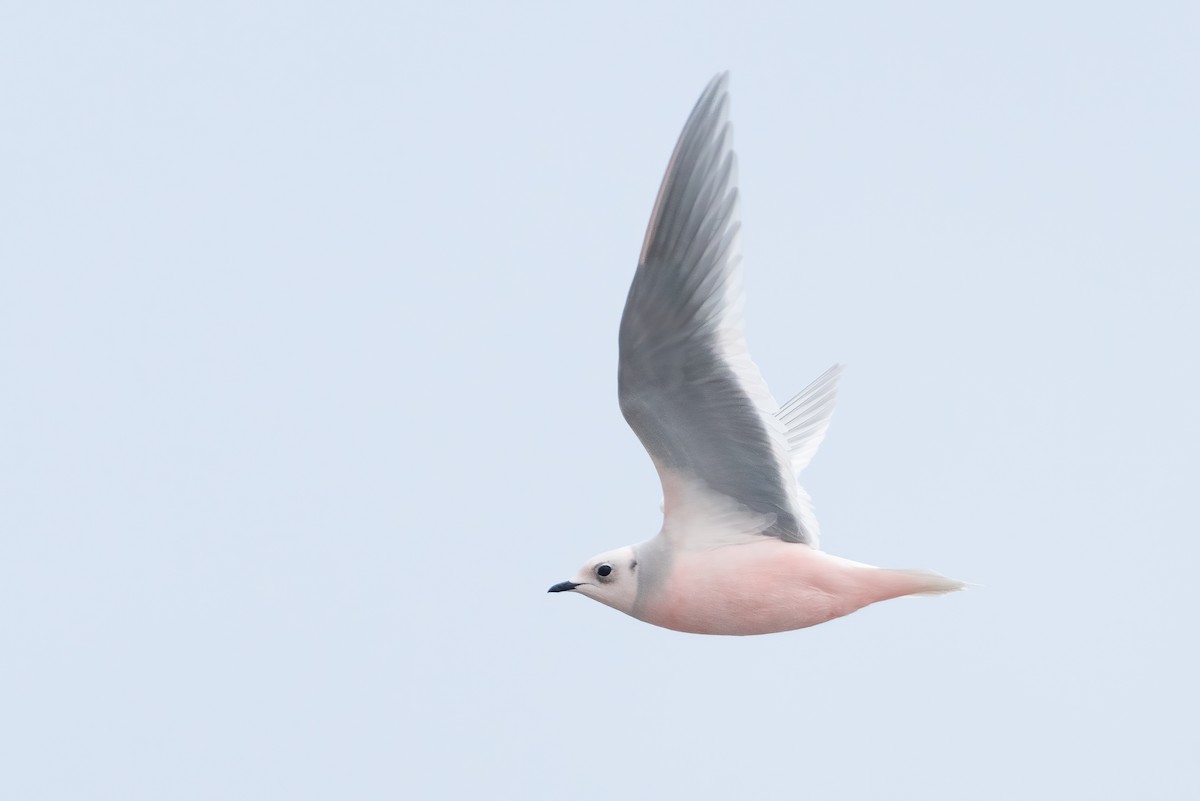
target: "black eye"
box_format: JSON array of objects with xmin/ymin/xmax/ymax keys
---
[{"xmin": 596, "ymin": 563, "xmax": 613, "ymax": 578}]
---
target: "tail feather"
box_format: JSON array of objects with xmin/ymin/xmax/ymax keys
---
[{"xmin": 888, "ymin": 569, "xmax": 966, "ymax": 597}]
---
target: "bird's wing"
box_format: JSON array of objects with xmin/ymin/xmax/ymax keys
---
[
  {"xmin": 618, "ymin": 73, "xmax": 815, "ymax": 547},
  {"xmin": 775, "ymin": 364, "xmax": 843, "ymax": 473}
]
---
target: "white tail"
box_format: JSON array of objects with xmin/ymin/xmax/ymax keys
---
[{"xmin": 887, "ymin": 569, "xmax": 967, "ymax": 597}]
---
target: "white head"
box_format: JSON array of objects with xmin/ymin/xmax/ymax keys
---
[{"xmin": 548, "ymin": 546, "xmax": 639, "ymax": 615}]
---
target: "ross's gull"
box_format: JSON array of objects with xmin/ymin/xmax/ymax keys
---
[{"xmin": 548, "ymin": 73, "xmax": 964, "ymax": 635}]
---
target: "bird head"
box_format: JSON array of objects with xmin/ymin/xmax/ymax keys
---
[{"xmin": 548, "ymin": 546, "xmax": 639, "ymax": 614}]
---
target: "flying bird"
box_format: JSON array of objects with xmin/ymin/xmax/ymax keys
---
[{"xmin": 549, "ymin": 73, "xmax": 963, "ymax": 635}]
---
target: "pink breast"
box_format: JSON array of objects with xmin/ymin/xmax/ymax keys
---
[{"xmin": 644, "ymin": 542, "xmax": 863, "ymax": 635}]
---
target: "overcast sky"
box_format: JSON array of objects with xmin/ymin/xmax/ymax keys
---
[{"xmin": 3, "ymin": 2, "xmax": 1198, "ymax": 799}]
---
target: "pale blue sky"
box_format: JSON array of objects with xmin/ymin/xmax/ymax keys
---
[{"xmin": 2, "ymin": 2, "xmax": 1197, "ymax": 799}]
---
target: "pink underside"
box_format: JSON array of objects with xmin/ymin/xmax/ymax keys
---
[{"xmin": 637, "ymin": 539, "xmax": 934, "ymax": 635}]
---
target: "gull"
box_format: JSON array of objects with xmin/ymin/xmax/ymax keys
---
[{"xmin": 548, "ymin": 73, "xmax": 963, "ymax": 635}]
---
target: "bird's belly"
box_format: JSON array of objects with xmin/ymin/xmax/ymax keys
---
[{"xmin": 640, "ymin": 541, "xmax": 873, "ymax": 635}]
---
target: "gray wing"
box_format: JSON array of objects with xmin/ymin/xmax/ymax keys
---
[
  {"xmin": 776, "ymin": 363, "xmax": 843, "ymax": 473},
  {"xmin": 618, "ymin": 73, "xmax": 815, "ymax": 546}
]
